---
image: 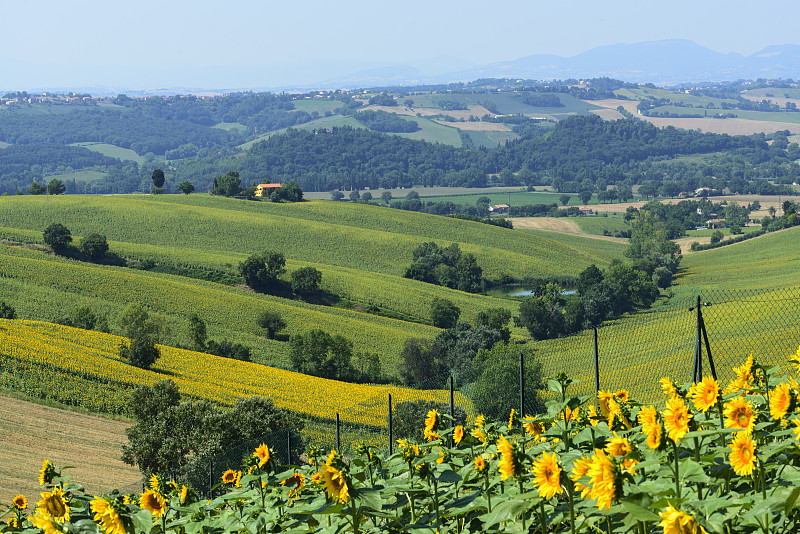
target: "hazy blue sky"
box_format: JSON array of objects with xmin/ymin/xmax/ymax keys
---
[{"xmin": 1, "ymin": 0, "xmax": 798, "ymax": 90}]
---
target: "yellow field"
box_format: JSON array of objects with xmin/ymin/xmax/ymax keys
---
[{"xmin": 0, "ymin": 320, "xmax": 471, "ymax": 429}]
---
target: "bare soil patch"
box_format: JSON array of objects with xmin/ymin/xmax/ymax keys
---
[
  {"xmin": 0, "ymin": 395, "xmax": 140, "ymax": 504},
  {"xmin": 512, "ymin": 217, "xmax": 628, "ymax": 243},
  {"xmin": 363, "ymin": 104, "xmax": 494, "ymax": 121}
]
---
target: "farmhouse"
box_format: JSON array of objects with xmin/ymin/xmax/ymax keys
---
[
  {"xmin": 255, "ymin": 183, "xmax": 281, "ymax": 197},
  {"xmin": 489, "ymin": 204, "xmax": 509, "ymax": 213},
  {"xmin": 579, "ymin": 206, "xmax": 594, "ymax": 215}
]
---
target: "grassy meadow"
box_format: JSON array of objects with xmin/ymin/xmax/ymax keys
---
[{"xmin": 68, "ymin": 142, "xmax": 146, "ymax": 163}]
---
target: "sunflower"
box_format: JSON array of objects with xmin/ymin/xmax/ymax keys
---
[
  {"xmin": 91, "ymin": 496, "xmax": 126, "ymax": 534},
  {"xmin": 30, "ymin": 508, "xmax": 62, "ymax": 534},
  {"xmin": 614, "ymin": 390, "xmax": 630, "ymax": 403},
  {"xmin": 605, "ymin": 432, "xmax": 632, "ymax": 457},
  {"xmin": 148, "ymin": 474, "xmax": 159, "ymax": 492},
  {"xmin": 729, "ymin": 431, "xmax": 756, "ymax": 476},
  {"xmin": 471, "ymin": 427, "xmax": 487, "ymax": 444},
  {"xmin": 424, "ymin": 409, "xmax": 439, "ymax": 434},
  {"xmin": 792, "ymin": 418, "xmax": 800, "ymax": 441},
  {"xmin": 497, "ymin": 435, "xmax": 525, "ymax": 481},
  {"xmin": 598, "ymin": 390, "xmax": 620, "ymax": 427},
  {"xmin": 585, "ymin": 405, "xmax": 600, "ymax": 427},
  {"xmin": 658, "ymin": 504, "xmax": 709, "ymax": 534},
  {"xmin": 474, "ymin": 414, "xmax": 485, "ymax": 427},
  {"xmin": 726, "ymin": 355, "xmax": 755, "ymax": 393},
  {"xmin": 453, "ymin": 425, "xmax": 464, "ymax": 444},
  {"xmin": 139, "ymin": 490, "xmax": 166, "ymax": 517},
  {"xmin": 38, "ymin": 486, "xmax": 70, "ymax": 521},
  {"xmin": 770, "ymin": 382, "xmax": 794, "ymax": 420},
  {"xmin": 724, "ymin": 397, "xmax": 757, "ymax": 433},
  {"xmin": 320, "ymin": 465, "xmax": 349, "ymax": 503},
  {"xmin": 280, "ymin": 472, "xmax": 305, "ymax": 499},
  {"xmin": 622, "ymin": 458, "xmax": 639, "ymax": 475},
  {"xmin": 221, "ymin": 469, "xmax": 238, "ymax": 485},
  {"xmin": 689, "ymin": 377, "xmax": 720, "ymax": 412},
  {"xmin": 253, "ymin": 443, "xmax": 271, "ymax": 468},
  {"xmin": 586, "ymin": 449, "xmax": 619, "ymax": 511},
  {"xmin": 179, "ymin": 485, "xmax": 188, "ymax": 504},
  {"xmin": 532, "ymin": 451, "xmax": 563, "ymax": 499},
  {"xmin": 12, "ymin": 494, "xmax": 27, "ymax": 510},
  {"xmin": 663, "ymin": 395, "xmax": 692, "ymax": 442},
  {"xmin": 39, "ymin": 459, "xmax": 56, "ymax": 486},
  {"xmin": 474, "ymin": 456, "xmax": 487, "ymax": 473},
  {"xmin": 661, "ymin": 377, "xmax": 678, "ymax": 399},
  {"xmin": 570, "ymin": 456, "xmax": 592, "ymax": 496},
  {"xmin": 523, "ymin": 418, "xmax": 545, "ymax": 440},
  {"xmin": 508, "ymin": 408, "xmax": 517, "ymax": 428},
  {"xmin": 638, "ymin": 406, "xmax": 663, "ymax": 450}
]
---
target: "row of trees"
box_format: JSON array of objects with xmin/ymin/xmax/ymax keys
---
[
  {"xmin": 238, "ymin": 251, "xmax": 322, "ymax": 298},
  {"xmin": 403, "ymin": 242, "xmax": 484, "ymax": 293}
]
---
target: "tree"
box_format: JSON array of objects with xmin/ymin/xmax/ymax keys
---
[
  {"xmin": 330, "ymin": 190, "xmax": 344, "ymax": 201},
  {"xmin": 0, "ymin": 301, "xmax": 16, "ymax": 319},
  {"xmin": 118, "ymin": 302, "xmax": 166, "ymax": 343},
  {"xmin": 27, "ymin": 182, "xmax": 46, "ymax": 195},
  {"xmin": 515, "ymin": 287, "xmax": 566, "ymax": 340},
  {"xmin": 475, "ymin": 307, "xmax": 512, "ymax": 342},
  {"xmin": 578, "ymin": 190, "xmax": 593, "ymax": 205},
  {"xmin": 271, "ymin": 181, "xmax": 303, "ymax": 203},
  {"xmin": 289, "ymin": 329, "xmax": 356, "ymax": 381},
  {"xmin": 60, "ymin": 306, "xmax": 98, "ymax": 330},
  {"xmin": 398, "ymin": 338, "xmax": 437, "ymax": 387},
  {"xmin": 47, "ymin": 179, "xmax": 66, "ymax": 195},
  {"xmin": 210, "ymin": 171, "xmax": 241, "ymax": 197},
  {"xmin": 291, "ymin": 267, "xmax": 322, "ymax": 296},
  {"xmin": 187, "ymin": 313, "xmax": 207, "ymax": 351},
  {"xmin": 43, "ymin": 223, "xmax": 72, "ymax": 254},
  {"xmin": 256, "ymin": 310, "xmax": 286, "ymax": 339},
  {"xmin": 710, "ymin": 230, "xmax": 724, "ymax": 244},
  {"xmin": 361, "ymin": 191, "xmax": 373, "ymax": 202},
  {"xmin": 206, "ymin": 339, "xmax": 251, "ymax": 361},
  {"xmin": 430, "ymin": 298, "xmax": 460, "ymax": 329},
  {"xmin": 177, "ymin": 181, "xmax": 195, "ymax": 195},
  {"xmin": 349, "ymin": 190, "xmax": 361, "ymax": 201},
  {"xmin": 559, "ymin": 194, "xmax": 571, "ymax": 206},
  {"xmin": 151, "ymin": 169, "xmax": 165, "ymax": 188},
  {"xmin": 238, "ymin": 251, "xmax": 286, "ymax": 293},
  {"xmin": 119, "ymin": 336, "xmax": 160, "ymax": 369},
  {"xmin": 79, "ymin": 233, "xmax": 109, "ymax": 261},
  {"xmin": 381, "ymin": 191, "xmax": 393, "ymax": 205}
]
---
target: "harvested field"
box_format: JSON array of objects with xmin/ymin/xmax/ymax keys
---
[
  {"xmin": 0, "ymin": 395, "xmax": 140, "ymax": 504},
  {"xmin": 590, "ymin": 108, "xmax": 625, "ymax": 120},
  {"xmin": 363, "ymin": 104, "xmax": 494, "ymax": 121},
  {"xmin": 433, "ymin": 120, "xmax": 510, "ymax": 131},
  {"xmin": 675, "ymin": 236, "xmax": 711, "ymax": 254},
  {"xmin": 512, "ymin": 217, "xmax": 628, "ymax": 244}
]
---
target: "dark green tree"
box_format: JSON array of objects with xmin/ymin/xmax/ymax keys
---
[
  {"xmin": 349, "ymin": 190, "xmax": 361, "ymax": 201},
  {"xmin": 361, "ymin": 191, "xmax": 373, "ymax": 202},
  {"xmin": 43, "ymin": 223, "xmax": 72, "ymax": 254},
  {"xmin": 475, "ymin": 307, "xmax": 512, "ymax": 342},
  {"xmin": 151, "ymin": 169, "xmax": 165, "ymax": 188},
  {"xmin": 0, "ymin": 301, "xmax": 16, "ymax": 319},
  {"xmin": 330, "ymin": 190, "xmax": 344, "ymax": 201},
  {"xmin": 381, "ymin": 191, "xmax": 393, "ymax": 204},
  {"xmin": 206, "ymin": 339, "xmax": 251, "ymax": 362},
  {"xmin": 256, "ymin": 310, "xmax": 287, "ymax": 339},
  {"xmin": 470, "ymin": 344, "xmax": 544, "ymax": 419},
  {"xmin": 47, "ymin": 179, "xmax": 66, "ymax": 195},
  {"xmin": 79, "ymin": 233, "xmax": 109, "ymax": 261},
  {"xmin": 430, "ymin": 298, "xmax": 460, "ymax": 329},
  {"xmin": 398, "ymin": 338, "xmax": 437, "ymax": 387},
  {"xmin": 271, "ymin": 181, "xmax": 303, "ymax": 202},
  {"xmin": 27, "ymin": 182, "xmax": 46, "ymax": 195},
  {"xmin": 559, "ymin": 194, "xmax": 571, "ymax": 206},
  {"xmin": 211, "ymin": 171, "xmax": 242, "ymax": 197},
  {"xmin": 289, "ymin": 329, "xmax": 356, "ymax": 381},
  {"xmin": 578, "ymin": 189, "xmax": 592, "ymax": 204},
  {"xmin": 119, "ymin": 336, "xmax": 161, "ymax": 369},
  {"xmin": 238, "ymin": 251, "xmax": 286, "ymax": 293},
  {"xmin": 177, "ymin": 181, "xmax": 195, "ymax": 195},
  {"xmin": 187, "ymin": 313, "xmax": 207, "ymax": 351},
  {"xmin": 291, "ymin": 267, "xmax": 322, "ymax": 296}
]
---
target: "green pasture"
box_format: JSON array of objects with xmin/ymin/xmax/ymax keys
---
[
  {"xmin": 513, "ymin": 229, "xmax": 627, "ymax": 265},
  {"xmin": 291, "ymin": 100, "xmax": 344, "ymax": 114},
  {"xmin": 464, "ymin": 130, "xmax": 520, "ymax": 148},
  {"xmin": 720, "ymin": 110, "xmax": 800, "ymax": 125},
  {"xmin": 572, "ymin": 216, "xmax": 630, "ymax": 236},
  {"xmin": 393, "ymin": 116, "xmax": 462, "ymax": 146},
  {"xmin": 742, "ymin": 88, "xmax": 800, "ymax": 100},
  {"xmin": 615, "ymin": 87, "xmax": 738, "ymax": 108},
  {"xmin": 212, "ymin": 122, "xmax": 249, "ymax": 132},
  {"xmin": 43, "ymin": 170, "xmax": 108, "ymax": 186},
  {"xmin": 407, "ymin": 92, "xmax": 599, "ymax": 116},
  {"xmin": 425, "ymin": 190, "xmax": 600, "ymax": 206},
  {"xmin": 238, "ymin": 116, "xmax": 364, "ymax": 149},
  {"xmin": 68, "ymin": 142, "xmax": 145, "ymax": 163},
  {"xmin": 684, "ymin": 225, "xmax": 762, "ymax": 238}
]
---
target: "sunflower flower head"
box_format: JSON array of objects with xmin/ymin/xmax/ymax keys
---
[
  {"xmin": 570, "ymin": 455, "xmax": 592, "ymax": 496},
  {"xmin": 658, "ymin": 504, "xmax": 709, "ymax": 534},
  {"xmin": 726, "ymin": 355, "xmax": 755, "ymax": 393},
  {"xmin": 523, "ymin": 418, "xmax": 545, "ymax": 442},
  {"xmin": 38, "ymin": 486, "xmax": 70, "ymax": 521},
  {"xmin": 253, "ymin": 443, "xmax": 271, "ymax": 469},
  {"xmin": 497, "ymin": 435, "xmax": 526, "ymax": 482},
  {"xmin": 689, "ymin": 377, "xmax": 720, "ymax": 412},
  {"xmin": 471, "ymin": 426, "xmax": 488, "ymax": 444},
  {"xmin": 221, "ymin": 469, "xmax": 240, "ymax": 485},
  {"xmin": 320, "ymin": 464, "xmax": 350, "ymax": 503},
  {"xmin": 12, "ymin": 494, "xmax": 27, "ymax": 510},
  {"xmin": 474, "ymin": 455, "xmax": 487, "ymax": 473},
  {"xmin": 605, "ymin": 432, "xmax": 632, "ymax": 457},
  {"xmin": 663, "ymin": 395, "xmax": 692, "ymax": 443},
  {"xmin": 585, "ymin": 449, "xmax": 621, "ymax": 511},
  {"xmin": 39, "ymin": 459, "xmax": 57, "ymax": 486},
  {"xmin": 770, "ymin": 382, "xmax": 794, "ymax": 420},
  {"xmin": 508, "ymin": 409, "xmax": 517, "ymax": 429},
  {"xmin": 453, "ymin": 425, "xmax": 464, "ymax": 444},
  {"xmin": 91, "ymin": 496, "xmax": 126, "ymax": 534},
  {"xmin": 474, "ymin": 414, "xmax": 485, "ymax": 428},
  {"xmin": 660, "ymin": 377, "xmax": 679, "ymax": 399},
  {"xmin": 724, "ymin": 397, "xmax": 757, "ymax": 433},
  {"xmin": 148, "ymin": 474, "xmax": 160, "ymax": 492},
  {"xmin": 638, "ymin": 405, "xmax": 663, "ymax": 450},
  {"xmin": 139, "ymin": 490, "xmax": 166, "ymax": 518},
  {"xmin": 729, "ymin": 431, "xmax": 756, "ymax": 476},
  {"xmin": 598, "ymin": 390, "xmax": 621, "ymax": 428},
  {"xmin": 532, "ymin": 451, "xmax": 563, "ymax": 499},
  {"xmin": 424, "ymin": 409, "xmax": 440, "ymax": 433},
  {"xmin": 280, "ymin": 472, "xmax": 306, "ymax": 499}
]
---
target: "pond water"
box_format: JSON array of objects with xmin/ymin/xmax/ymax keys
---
[{"xmin": 484, "ymin": 286, "xmax": 576, "ymax": 298}]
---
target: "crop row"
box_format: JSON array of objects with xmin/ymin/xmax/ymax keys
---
[{"xmin": 0, "ymin": 319, "xmax": 471, "ymax": 428}]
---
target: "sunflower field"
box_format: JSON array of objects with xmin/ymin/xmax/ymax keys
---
[{"xmin": 7, "ymin": 350, "xmax": 800, "ymax": 533}]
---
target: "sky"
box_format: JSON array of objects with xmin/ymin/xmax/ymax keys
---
[{"xmin": 1, "ymin": 0, "xmax": 799, "ymax": 92}]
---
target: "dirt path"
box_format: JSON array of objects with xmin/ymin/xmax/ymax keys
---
[
  {"xmin": 0, "ymin": 395, "xmax": 140, "ymax": 504},
  {"xmin": 512, "ymin": 217, "xmax": 628, "ymax": 243}
]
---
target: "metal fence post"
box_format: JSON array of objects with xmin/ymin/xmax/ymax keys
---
[
  {"xmin": 700, "ymin": 312, "xmax": 718, "ymax": 380},
  {"xmin": 694, "ymin": 295, "xmax": 702, "ymax": 383},
  {"xmin": 388, "ymin": 393, "xmax": 393, "ymax": 455},
  {"xmin": 519, "ymin": 351, "xmax": 525, "ymax": 416},
  {"xmin": 593, "ymin": 327, "xmax": 600, "ymax": 398},
  {"xmin": 449, "ymin": 375, "xmax": 455, "ymax": 446},
  {"xmin": 335, "ymin": 413, "xmax": 341, "ymax": 452}
]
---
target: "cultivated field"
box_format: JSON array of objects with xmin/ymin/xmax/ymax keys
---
[{"xmin": 0, "ymin": 394, "xmax": 139, "ymax": 505}]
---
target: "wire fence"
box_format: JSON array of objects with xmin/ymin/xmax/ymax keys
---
[{"xmin": 125, "ymin": 286, "xmax": 800, "ymax": 495}]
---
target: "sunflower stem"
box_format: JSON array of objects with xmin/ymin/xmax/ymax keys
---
[
  {"xmin": 671, "ymin": 438, "xmax": 681, "ymax": 500},
  {"xmin": 350, "ymin": 495, "xmax": 360, "ymax": 534},
  {"xmin": 693, "ymin": 436, "xmax": 704, "ymax": 500},
  {"xmin": 568, "ymin": 479, "xmax": 576, "ymax": 534},
  {"xmin": 540, "ymin": 501, "xmax": 547, "ymax": 534},
  {"xmin": 519, "ymin": 479, "xmax": 525, "ymax": 531},
  {"xmin": 433, "ymin": 478, "xmax": 440, "ymax": 524},
  {"xmin": 485, "ymin": 475, "xmax": 492, "ymax": 513}
]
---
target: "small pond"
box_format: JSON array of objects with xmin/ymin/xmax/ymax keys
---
[{"xmin": 484, "ymin": 286, "xmax": 576, "ymax": 298}]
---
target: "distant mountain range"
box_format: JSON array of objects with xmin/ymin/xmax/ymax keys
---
[{"xmin": 318, "ymin": 40, "xmax": 800, "ymax": 89}]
